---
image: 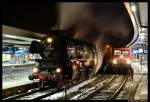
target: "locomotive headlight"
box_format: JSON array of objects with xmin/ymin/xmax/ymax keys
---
[
  {"xmin": 33, "ymin": 68, "xmax": 39, "ymax": 73},
  {"xmin": 47, "ymin": 37, "xmax": 53, "ymax": 43},
  {"xmin": 112, "ymin": 59, "xmax": 117, "ymax": 64},
  {"xmin": 126, "ymin": 59, "xmax": 131, "ymax": 64},
  {"xmin": 56, "ymin": 68, "xmax": 61, "ymax": 73},
  {"xmin": 76, "ymin": 61, "xmax": 80, "ymax": 65}
]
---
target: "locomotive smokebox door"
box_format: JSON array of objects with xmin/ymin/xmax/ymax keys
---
[{"xmin": 30, "ymin": 41, "xmax": 43, "ymax": 53}]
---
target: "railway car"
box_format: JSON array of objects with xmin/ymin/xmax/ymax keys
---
[
  {"xmin": 28, "ymin": 30, "xmax": 98, "ymax": 87},
  {"xmin": 110, "ymin": 47, "xmax": 133, "ymax": 74}
]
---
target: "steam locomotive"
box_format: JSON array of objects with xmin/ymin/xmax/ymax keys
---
[{"xmin": 28, "ymin": 30, "xmax": 98, "ymax": 87}]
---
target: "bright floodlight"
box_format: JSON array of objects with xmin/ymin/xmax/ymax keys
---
[
  {"xmin": 33, "ymin": 68, "xmax": 38, "ymax": 73},
  {"xmin": 139, "ymin": 49, "xmax": 143, "ymax": 53},
  {"xmin": 47, "ymin": 37, "xmax": 53, "ymax": 43},
  {"xmin": 131, "ymin": 5, "xmax": 136, "ymax": 12},
  {"xmin": 56, "ymin": 68, "xmax": 61, "ymax": 73},
  {"xmin": 141, "ymin": 35, "xmax": 145, "ymax": 39}
]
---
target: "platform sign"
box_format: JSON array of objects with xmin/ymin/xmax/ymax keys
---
[
  {"xmin": 143, "ymin": 49, "xmax": 147, "ymax": 54},
  {"xmin": 2, "ymin": 50, "xmax": 13, "ymax": 54},
  {"xmin": 2, "ymin": 46, "xmax": 14, "ymax": 54},
  {"xmin": 133, "ymin": 50, "xmax": 138, "ymax": 54},
  {"xmin": 2, "ymin": 54, "xmax": 6, "ymax": 61},
  {"xmin": 5, "ymin": 54, "xmax": 11, "ymax": 61},
  {"xmin": 138, "ymin": 48, "xmax": 143, "ymax": 53},
  {"xmin": 15, "ymin": 48, "xmax": 29, "ymax": 54}
]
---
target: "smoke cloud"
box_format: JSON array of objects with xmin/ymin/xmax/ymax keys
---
[{"xmin": 56, "ymin": 3, "xmax": 134, "ymax": 74}]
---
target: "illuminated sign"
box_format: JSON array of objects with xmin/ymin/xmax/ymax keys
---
[
  {"xmin": 144, "ymin": 49, "xmax": 147, "ymax": 54},
  {"xmin": 15, "ymin": 48, "xmax": 29, "ymax": 54},
  {"xmin": 138, "ymin": 48, "xmax": 143, "ymax": 53},
  {"xmin": 133, "ymin": 50, "xmax": 138, "ymax": 54},
  {"xmin": 2, "ymin": 50, "xmax": 13, "ymax": 54},
  {"xmin": 133, "ymin": 49, "xmax": 147, "ymax": 54}
]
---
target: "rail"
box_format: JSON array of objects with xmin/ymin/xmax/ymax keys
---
[{"xmin": 77, "ymin": 75, "xmax": 127, "ymax": 100}]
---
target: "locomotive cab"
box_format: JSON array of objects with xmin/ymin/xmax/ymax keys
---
[{"xmin": 111, "ymin": 48, "xmax": 132, "ymax": 74}]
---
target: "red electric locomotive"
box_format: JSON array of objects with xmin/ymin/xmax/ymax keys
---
[
  {"xmin": 112, "ymin": 48, "xmax": 132, "ymax": 66},
  {"xmin": 110, "ymin": 47, "xmax": 132, "ymax": 74}
]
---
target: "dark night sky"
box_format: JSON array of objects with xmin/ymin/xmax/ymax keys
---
[
  {"xmin": 2, "ymin": 1, "xmax": 58, "ymax": 33},
  {"xmin": 3, "ymin": 2, "xmax": 134, "ymax": 48}
]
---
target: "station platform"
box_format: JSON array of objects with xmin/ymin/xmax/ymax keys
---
[
  {"xmin": 131, "ymin": 61, "xmax": 147, "ymax": 73},
  {"xmin": 131, "ymin": 60, "xmax": 148, "ymax": 100},
  {"xmin": 2, "ymin": 63, "xmax": 36, "ymax": 89},
  {"xmin": 2, "ymin": 62, "xmax": 35, "ymax": 67},
  {"xmin": 134, "ymin": 73, "xmax": 148, "ymax": 100}
]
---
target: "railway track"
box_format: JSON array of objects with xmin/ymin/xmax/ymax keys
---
[
  {"xmin": 16, "ymin": 88, "xmax": 59, "ymax": 100},
  {"xmin": 3, "ymin": 86, "xmax": 49, "ymax": 100},
  {"xmin": 3, "ymin": 85, "xmax": 72, "ymax": 100},
  {"xmin": 42, "ymin": 74, "xmax": 114, "ymax": 100},
  {"xmin": 71, "ymin": 75, "xmax": 127, "ymax": 100},
  {"xmin": 3, "ymin": 75, "xmax": 127, "ymax": 100},
  {"xmin": 3, "ymin": 77, "xmax": 96, "ymax": 100},
  {"xmin": 3, "ymin": 84, "xmax": 73, "ymax": 100},
  {"xmin": 84, "ymin": 75, "xmax": 127, "ymax": 100}
]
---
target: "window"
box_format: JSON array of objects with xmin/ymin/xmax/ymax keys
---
[
  {"xmin": 113, "ymin": 50, "xmax": 129, "ymax": 56},
  {"xmin": 122, "ymin": 50, "xmax": 129, "ymax": 55},
  {"xmin": 114, "ymin": 50, "xmax": 121, "ymax": 55}
]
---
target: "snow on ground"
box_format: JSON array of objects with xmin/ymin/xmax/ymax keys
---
[
  {"xmin": 134, "ymin": 74, "xmax": 148, "ymax": 100},
  {"xmin": 2, "ymin": 66, "xmax": 33, "ymax": 89},
  {"xmin": 70, "ymin": 75, "xmax": 115, "ymax": 100},
  {"xmin": 70, "ymin": 80, "xmax": 106, "ymax": 100},
  {"xmin": 43, "ymin": 77, "xmax": 97, "ymax": 100},
  {"xmin": 2, "ymin": 62, "xmax": 35, "ymax": 67},
  {"xmin": 3, "ymin": 78, "xmax": 33, "ymax": 89},
  {"xmin": 131, "ymin": 61, "xmax": 148, "ymax": 73}
]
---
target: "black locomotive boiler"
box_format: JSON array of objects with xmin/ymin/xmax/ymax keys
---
[{"xmin": 28, "ymin": 30, "xmax": 98, "ymax": 87}]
